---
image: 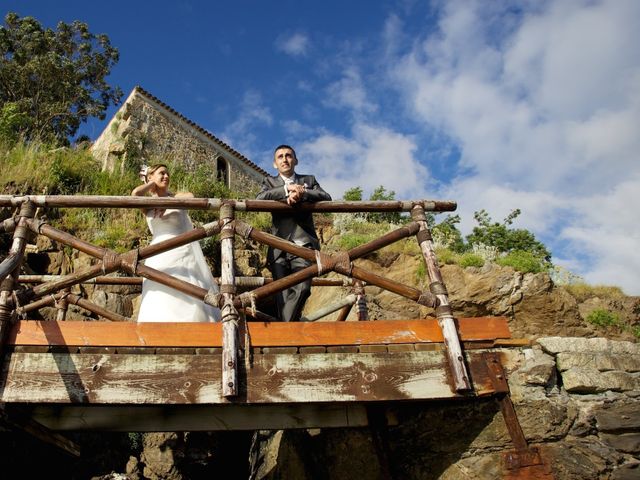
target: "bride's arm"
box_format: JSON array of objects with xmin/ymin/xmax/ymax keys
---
[{"xmin": 131, "ymin": 181, "xmax": 156, "ymax": 196}]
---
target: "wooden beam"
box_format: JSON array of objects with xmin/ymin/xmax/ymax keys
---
[
  {"xmin": 0, "ymin": 351, "xmax": 496, "ymax": 405},
  {"xmin": 6, "ymin": 317, "xmax": 511, "ymax": 348},
  {"xmin": 11, "ymin": 404, "xmax": 371, "ymax": 431},
  {"xmin": 0, "ymin": 407, "xmax": 81, "ymax": 456}
]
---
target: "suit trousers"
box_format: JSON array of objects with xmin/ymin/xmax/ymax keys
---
[{"xmin": 271, "ymin": 251, "xmax": 312, "ymax": 322}]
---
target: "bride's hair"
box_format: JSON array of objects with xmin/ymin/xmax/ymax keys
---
[{"xmin": 147, "ymin": 163, "xmax": 169, "ymax": 176}]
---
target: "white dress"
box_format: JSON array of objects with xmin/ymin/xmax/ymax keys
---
[{"xmin": 137, "ymin": 208, "xmax": 221, "ymax": 322}]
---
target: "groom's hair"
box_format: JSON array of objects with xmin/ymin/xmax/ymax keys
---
[{"xmin": 274, "ymin": 144, "xmax": 297, "ymax": 160}]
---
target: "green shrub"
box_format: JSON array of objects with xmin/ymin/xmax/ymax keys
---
[
  {"xmin": 496, "ymin": 250, "xmax": 545, "ymax": 273},
  {"xmin": 459, "ymin": 253, "xmax": 484, "ymax": 268},
  {"xmin": 586, "ymin": 309, "xmax": 620, "ymax": 327}
]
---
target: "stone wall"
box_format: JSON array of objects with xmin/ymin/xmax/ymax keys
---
[
  {"xmin": 90, "ymin": 87, "xmax": 266, "ymax": 194},
  {"xmin": 250, "ymin": 337, "xmax": 640, "ymax": 480}
]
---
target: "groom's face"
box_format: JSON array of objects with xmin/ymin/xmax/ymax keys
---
[{"xmin": 274, "ymin": 147, "xmax": 297, "ymax": 177}]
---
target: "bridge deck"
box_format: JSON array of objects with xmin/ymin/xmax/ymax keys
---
[{"xmin": 0, "ymin": 317, "xmax": 522, "ymax": 431}]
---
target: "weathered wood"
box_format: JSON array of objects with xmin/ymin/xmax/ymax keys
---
[
  {"xmin": 244, "ymin": 199, "xmax": 457, "ymax": 213},
  {"xmin": 301, "ymin": 294, "xmax": 356, "ymax": 322},
  {"xmin": 19, "ymin": 292, "xmax": 130, "ymax": 322},
  {"xmin": 17, "ymin": 275, "xmax": 353, "ymax": 288},
  {"xmin": 18, "ymin": 274, "xmax": 143, "ymax": 285},
  {"xmin": 412, "ymin": 206, "xmax": 471, "ymax": 392},
  {"xmin": 0, "ymin": 351, "xmax": 496, "ymax": 405},
  {"xmin": 7, "ymin": 318, "xmax": 511, "ymax": 348},
  {"xmin": 55, "ymin": 288, "xmax": 69, "ymax": 321},
  {"xmin": 219, "ymin": 206, "xmax": 239, "ymax": 397},
  {"xmin": 0, "ymin": 195, "xmax": 217, "ymax": 210},
  {"xmin": 10, "ymin": 403, "xmax": 371, "ymax": 431},
  {"xmin": 0, "ymin": 195, "xmax": 456, "ymax": 213}
]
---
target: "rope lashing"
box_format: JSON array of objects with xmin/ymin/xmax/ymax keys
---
[
  {"xmin": 315, "ymin": 250, "xmax": 351, "ymax": 276},
  {"xmin": 101, "ymin": 251, "xmax": 119, "ymax": 274},
  {"xmin": 204, "ymin": 290, "xmax": 223, "ymax": 308}
]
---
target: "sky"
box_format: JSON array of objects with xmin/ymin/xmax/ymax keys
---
[{"xmin": 4, "ymin": 0, "xmax": 640, "ymax": 295}]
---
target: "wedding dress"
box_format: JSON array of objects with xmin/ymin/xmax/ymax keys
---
[{"xmin": 136, "ymin": 208, "xmax": 221, "ymax": 322}]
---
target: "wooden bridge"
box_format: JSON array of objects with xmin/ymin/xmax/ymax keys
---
[{"xmin": 0, "ymin": 195, "xmax": 553, "ymax": 478}]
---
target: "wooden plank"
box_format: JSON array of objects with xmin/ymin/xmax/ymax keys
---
[
  {"xmin": 6, "ymin": 317, "xmax": 511, "ymax": 348},
  {"xmin": 0, "ymin": 351, "xmax": 496, "ymax": 405},
  {"xmin": 15, "ymin": 404, "xmax": 371, "ymax": 431}
]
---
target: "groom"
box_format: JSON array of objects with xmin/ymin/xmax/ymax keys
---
[{"xmin": 256, "ymin": 144, "xmax": 331, "ymax": 321}]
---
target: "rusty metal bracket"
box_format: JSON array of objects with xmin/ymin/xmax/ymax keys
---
[{"xmin": 482, "ymin": 353, "xmax": 555, "ymax": 478}]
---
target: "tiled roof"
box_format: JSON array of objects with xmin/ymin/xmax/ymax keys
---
[{"xmin": 133, "ymin": 86, "xmax": 268, "ymax": 177}]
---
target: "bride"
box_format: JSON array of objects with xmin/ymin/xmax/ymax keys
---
[{"xmin": 131, "ymin": 163, "xmax": 221, "ymax": 322}]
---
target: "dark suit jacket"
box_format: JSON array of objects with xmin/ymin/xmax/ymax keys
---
[{"xmin": 256, "ymin": 173, "xmax": 331, "ymax": 263}]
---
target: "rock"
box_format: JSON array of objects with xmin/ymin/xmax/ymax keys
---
[
  {"xmin": 518, "ymin": 347, "xmax": 557, "ymax": 386},
  {"xmin": 557, "ymin": 352, "xmax": 640, "ymax": 372},
  {"xmin": 595, "ymin": 402, "xmax": 640, "ymax": 431},
  {"xmin": 543, "ymin": 437, "xmax": 622, "ymax": 480},
  {"xmin": 611, "ymin": 462, "xmax": 640, "ymax": 480},
  {"xmin": 538, "ymin": 337, "xmax": 640, "ymax": 355},
  {"xmin": 562, "ymin": 368, "xmax": 638, "ymax": 393},
  {"xmin": 91, "ymin": 290, "xmax": 133, "ymax": 318},
  {"xmin": 600, "ymin": 432, "xmax": 640, "ymax": 453}
]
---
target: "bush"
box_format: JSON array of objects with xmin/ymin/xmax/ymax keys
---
[
  {"xmin": 458, "ymin": 253, "xmax": 484, "ymax": 268},
  {"xmin": 466, "ymin": 209, "xmax": 551, "ymax": 262},
  {"xmin": 496, "ymin": 250, "xmax": 546, "ymax": 273},
  {"xmin": 586, "ymin": 309, "xmax": 620, "ymax": 327}
]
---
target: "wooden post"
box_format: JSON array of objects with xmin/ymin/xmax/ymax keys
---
[
  {"xmin": 335, "ymin": 303, "xmax": 353, "ymax": 322},
  {"xmin": 55, "ymin": 288, "xmax": 70, "ymax": 321},
  {"xmin": 300, "ymin": 294, "xmax": 357, "ymax": 322},
  {"xmin": 411, "ymin": 206, "xmax": 471, "ymax": 392},
  {"xmin": 220, "ymin": 203, "xmax": 240, "ymax": 397},
  {"xmin": 354, "ymin": 280, "xmax": 368, "ymax": 321},
  {"xmin": 0, "ymin": 202, "xmax": 36, "ymax": 353},
  {"xmin": 18, "ymin": 292, "xmax": 130, "ymax": 322}
]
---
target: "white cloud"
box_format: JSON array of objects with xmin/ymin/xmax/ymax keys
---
[
  {"xmin": 298, "ymin": 123, "xmax": 432, "ymax": 200},
  {"xmin": 324, "ymin": 67, "xmax": 377, "ymax": 115},
  {"xmin": 383, "ymin": 0, "xmax": 640, "ymax": 294},
  {"xmin": 222, "ymin": 90, "xmax": 273, "ymax": 157},
  {"xmin": 275, "ymin": 32, "xmax": 310, "ymax": 57}
]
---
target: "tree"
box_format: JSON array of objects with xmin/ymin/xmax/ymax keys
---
[
  {"xmin": 0, "ymin": 12, "xmax": 122, "ymax": 144},
  {"xmin": 367, "ymin": 185, "xmax": 402, "ymax": 224},
  {"xmin": 466, "ymin": 209, "xmax": 551, "ymax": 262},
  {"xmin": 431, "ymin": 214, "xmax": 466, "ymax": 253},
  {"xmin": 342, "ymin": 186, "xmax": 363, "ymax": 201},
  {"xmin": 342, "ymin": 185, "xmax": 404, "ymax": 223}
]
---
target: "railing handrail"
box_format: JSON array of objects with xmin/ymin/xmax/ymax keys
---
[{"xmin": 0, "ymin": 194, "xmax": 456, "ymax": 213}]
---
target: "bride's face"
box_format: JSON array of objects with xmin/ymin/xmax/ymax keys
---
[{"xmin": 149, "ymin": 167, "xmax": 170, "ymax": 190}]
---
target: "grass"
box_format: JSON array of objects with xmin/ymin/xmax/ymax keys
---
[
  {"xmin": 585, "ymin": 308, "xmax": 639, "ymax": 339},
  {"xmin": 495, "ymin": 250, "xmax": 546, "ymax": 273},
  {"xmin": 0, "ymin": 141, "xmax": 246, "ymax": 251},
  {"xmin": 564, "ymin": 283, "xmax": 626, "ymax": 302}
]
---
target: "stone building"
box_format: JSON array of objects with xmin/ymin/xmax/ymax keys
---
[{"xmin": 90, "ymin": 86, "xmax": 267, "ymax": 193}]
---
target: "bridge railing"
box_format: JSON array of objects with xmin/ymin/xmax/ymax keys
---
[{"xmin": 0, "ymin": 195, "xmax": 469, "ymax": 395}]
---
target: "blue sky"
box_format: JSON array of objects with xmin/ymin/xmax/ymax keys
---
[{"xmin": 5, "ymin": 1, "xmax": 640, "ymax": 295}]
